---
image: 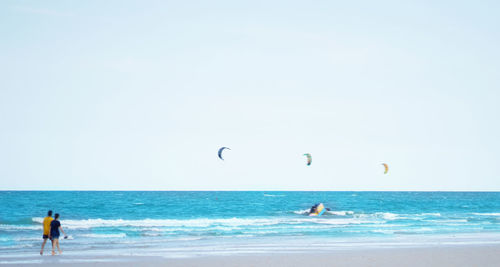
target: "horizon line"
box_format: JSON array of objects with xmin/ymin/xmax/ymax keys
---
[{"xmin": 1, "ymin": 189, "xmax": 499, "ymax": 192}]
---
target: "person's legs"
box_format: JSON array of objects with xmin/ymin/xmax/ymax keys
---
[
  {"xmin": 51, "ymin": 239, "xmax": 56, "ymax": 255},
  {"xmin": 40, "ymin": 237, "xmax": 47, "ymax": 255},
  {"xmin": 56, "ymin": 239, "xmax": 62, "ymax": 254}
]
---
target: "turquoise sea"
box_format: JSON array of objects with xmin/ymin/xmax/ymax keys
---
[{"xmin": 0, "ymin": 191, "xmax": 499, "ymax": 259}]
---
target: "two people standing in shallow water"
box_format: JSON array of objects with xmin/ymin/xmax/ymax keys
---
[{"xmin": 40, "ymin": 210, "xmax": 68, "ymax": 256}]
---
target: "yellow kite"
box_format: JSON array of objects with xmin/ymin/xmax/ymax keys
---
[{"xmin": 382, "ymin": 163, "xmax": 389, "ymax": 174}]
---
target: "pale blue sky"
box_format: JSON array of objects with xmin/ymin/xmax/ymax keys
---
[{"xmin": 1, "ymin": 0, "xmax": 499, "ymax": 190}]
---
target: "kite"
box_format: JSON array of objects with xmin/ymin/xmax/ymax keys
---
[
  {"xmin": 218, "ymin": 147, "xmax": 230, "ymax": 160},
  {"xmin": 382, "ymin": 163, "xmax": 389, "ymax": 174},
  {"xmin": 304, "ymin": 153, "xmax": 312, "ymax": 166}
]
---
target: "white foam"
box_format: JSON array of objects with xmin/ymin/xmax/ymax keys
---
[
  {"xmin": 326, "ymin": 210, "xmax": 355, "ymax": 216},
  {"xmin": 371, "ymin": 229, "xmax": 395, "ymax": 234},
  {"xmin": 378, "ymin": 212, "xmax": 399, "ymax": 220},
  {"xmin": 293, "ymin": 209, "xmax": 310, "ymax": 215},
  {"xmin": 419, "ymin": 213, "xmax": 441, "ymax": 216},
  {"xmin": 356, "ymin": 212, "xmax": 400, "ymax": 220},
  {"xmin": 234, "ymin": 234, "xmax": 255, "ymax": 238},
  {"xmin": 32, "ymin": 217, "xmax": 382, "ymax": 230},
  {"xmin": 0, "ymin": 224, "xmax": 40, "ymax": 231},
  {"xmin": 142, "ymin": 232, "xmax": 162, "ymax": 237},
  {"xmin": 471, "ymin": 213, "xmax": 500, "ymax": 216},
  {"xmin": 14, "ymin": 237, "xmax": 40, "ymax": 242},
  {"xmin": 34, "ymin": 217, "xmax": 282, "ymax": 229},
  {"xmin": 293, "ymin": 210, "xmax": 354, "ymax": 216},
  {"xmin": 313, "ymin": 218, "xmax": 379, "ymax": 225},
  {"xmin": 80, "ymin": 233, "xmax": 127, "ymax": 238},
  {"xmin": 426, "ymin": 219, "xmax": 468, "ymax": 223},
  {"xmin": 399, "ymin": 227, "xmax": 434, "ymax": 233},
  {"xmin": 31, "ymin": 217, "xmax": 45, "ymax": 224}
]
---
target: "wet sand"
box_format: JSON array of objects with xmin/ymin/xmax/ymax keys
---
[{"xmin": 3, "ymin": 245, "xmax": 500, "ymax": 266}]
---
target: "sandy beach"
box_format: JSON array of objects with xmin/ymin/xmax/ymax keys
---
[{"xmin": 3, "ymin": 245, "xmax": 499, "ymax": 266}]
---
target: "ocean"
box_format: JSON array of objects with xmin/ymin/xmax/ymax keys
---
[{"xmin": 0, "ymin": 191, "xmax": 499, "ymax": 260}]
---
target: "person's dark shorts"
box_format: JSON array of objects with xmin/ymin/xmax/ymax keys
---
[
  {"xmin": 43, "ymin": 235, "xmax": 49, "ymax": 239},
  {"xmin": 51, "ymin": 234, "xmax": 60, "ymax": 240}
]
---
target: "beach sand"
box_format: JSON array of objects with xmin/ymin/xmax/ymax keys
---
[{"xmin": 4, "ymin": 245, "xmax": 500, "ymax": 266}]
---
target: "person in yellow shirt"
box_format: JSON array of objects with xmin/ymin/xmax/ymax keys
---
[{"xmin": 40, "ymin": 210, "xmax": 53, "ymax": 255}]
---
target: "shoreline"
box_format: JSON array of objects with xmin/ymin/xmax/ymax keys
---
[{"xmin": 2, "ymin": 244, "xmax": 499, "ymax": 266}]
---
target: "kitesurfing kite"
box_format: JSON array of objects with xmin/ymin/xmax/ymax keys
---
[
  {"xmin": 304, "ymin": 153, "xmax": 312, "ymax": 166},
  {"xmin": 218, "ymin": 147, "xmax": 230, "ymax": 160},
  {"xmin": 382, "ymin": 163, "xmax": 389, "ymax": 174}
]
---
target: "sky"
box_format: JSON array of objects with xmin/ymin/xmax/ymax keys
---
[{"xmin": 0, "ymin": 0, "xmax": 499, "ymax": 190}]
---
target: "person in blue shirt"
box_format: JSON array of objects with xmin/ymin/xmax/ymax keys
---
[{"xmin": 49, "ymin": 213, "xmax": 67, "ymax": 255}]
